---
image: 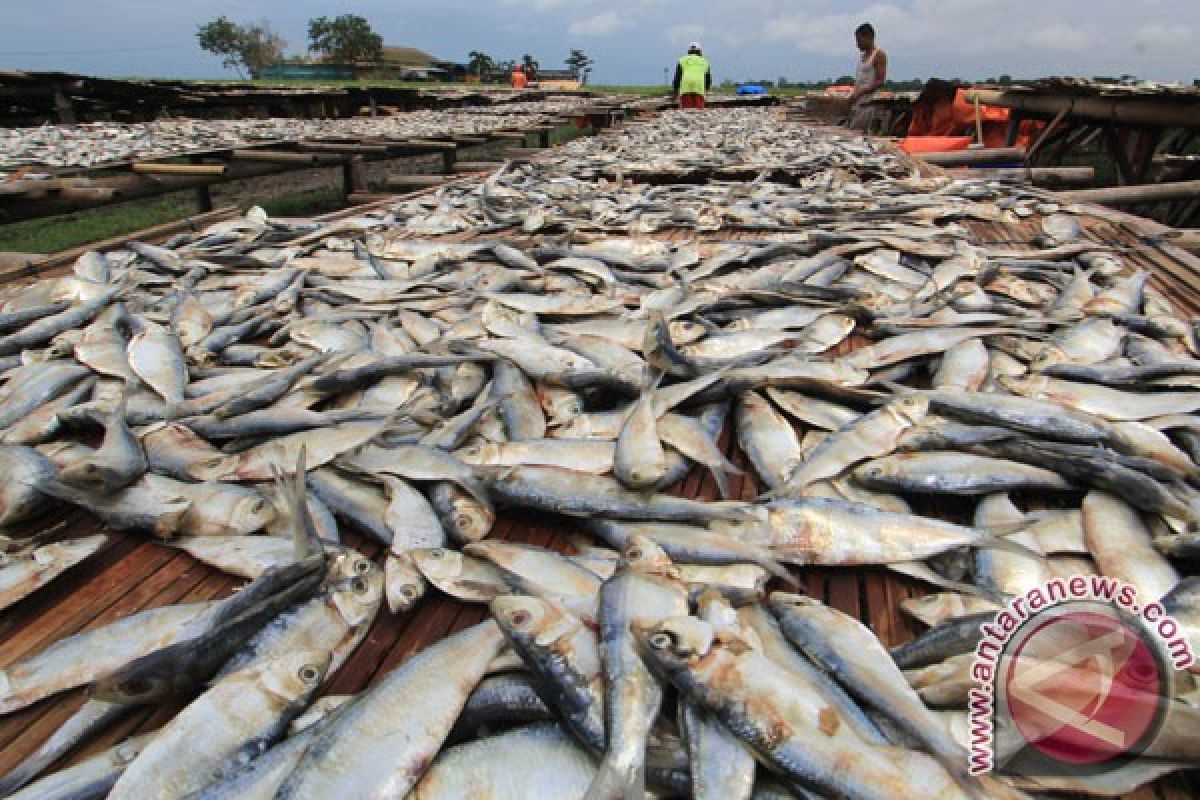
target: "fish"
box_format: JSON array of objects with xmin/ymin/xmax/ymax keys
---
[
  {"xmin": 634, "ymin": 614, "xmax": 969, "ymax": 800},
  {"xmin": 0, "ymin": 534, "xmax": 108, "ymax": 612},
  {"xmin": 107, "ymin": 651, "xmax": 329, "ymax": 800},
  {"xmin": 588, "ymin": 537, "xmax": 689, "ymax": 800},
  {"xmin": 412, "ymin": 723, "xmax": 598, "ymax": 800},
  {"xmin": 277, "ymin": 620, "xmax": 505, "ymax": 799}
]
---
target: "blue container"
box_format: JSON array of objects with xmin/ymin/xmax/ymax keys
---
[{"xmin": 736, "ymin": 84, "xmax": 768, "ymax": 96}]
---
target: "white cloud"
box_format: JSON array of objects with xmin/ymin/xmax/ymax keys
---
[
  {"xmin": 568, "ymin": 11, "xmax": 624, "ymax": 37},
  {"xmin": 1133, "ymin": 22, "xmax": 1193, "ymax": 51},
  {"xmin": 666, "ymin": 23, "xmax": 705, "ymax": 45},
  {"xmin": 1026, "ymin": 24, "xmax": 1094, "ymax": 52}
]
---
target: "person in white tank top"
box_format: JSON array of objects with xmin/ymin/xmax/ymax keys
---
[
  {"xmin": 851, "ymin": 22, "xmax": 887, "ymax": 108},
  {"xmin": 849, "ymin": 22, "xmax": 887, "ymax": 130}
]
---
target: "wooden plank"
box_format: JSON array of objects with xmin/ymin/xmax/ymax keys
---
[{"xmin": 131, "ymin": 162, "xmax": 227, "ymax": 177}]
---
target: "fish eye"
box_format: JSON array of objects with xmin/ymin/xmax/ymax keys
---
[
  {"xmin": 626, "ymin": 547, "xmax": 644, "ymax": 560},
  {"xmin": 353, "ymin": 559, "xmax": 372, "ymax": 575},
  {"xmin": 648, "ymin": 631, "xmax": 677, "ymax": 651},
  {"xmin": 429, "ymin": 549, "xmax": 445, "ymax": 559},
  {"xmin": 298, "ymin": 665, "xmax": 321, "ymax": 684},
  {"xmin": 351, "ymin": 578, "xmax": 368, "ymax": 593},
  {"xmin": 508, "ymin": 609, "xmax": 533, "ymax": 627},
  {"xmin": 401, "ymin": 586, "xmax": 420, "ymax": 600}
]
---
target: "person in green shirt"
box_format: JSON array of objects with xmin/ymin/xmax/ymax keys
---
[{"xmin": 672, "ymin": 42, "xmax": 711, "ymax": 109}]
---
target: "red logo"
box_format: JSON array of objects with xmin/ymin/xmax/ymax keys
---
[{"xmin": 998, "ymin": 602, "xmax": 1169, "ymax": 772}]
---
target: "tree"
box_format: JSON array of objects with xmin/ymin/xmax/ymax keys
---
[
  {"xmin": 307, "ymin": 15, "xmax": 384, "ymax": 64},
  {"xmin": 197, "ymin": 16, "xmax": 286, "ymax": 78},
  {"xmin": 565, "ymin": 49, "xmax": 594, "ymax": 85},
  {"xmin": 467, "ymin": 50, "xmax": 494, "ymax": 76},
  {"xmin": 521, "ymin": 53, "xmax": 540, "ymax": 78}
]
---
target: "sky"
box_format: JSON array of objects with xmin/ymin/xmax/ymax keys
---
[{"xmin": 1, "ymin": 0, "xmax": 1197, "ymax": 85}]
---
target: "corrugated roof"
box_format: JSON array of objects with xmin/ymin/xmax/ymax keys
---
[{"xmin": 381, "ymin": 46, "xmax": 441, "ymax": 66}]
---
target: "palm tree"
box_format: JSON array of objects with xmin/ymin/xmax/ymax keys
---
[
  {"xmin": 521, "ymin": 53, "xmax": 539, "ymax": 79},
  {"xmin": 467, "ymin": 50, "xmax": 494, "ymax": 77}
]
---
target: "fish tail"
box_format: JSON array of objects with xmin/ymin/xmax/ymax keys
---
[
  {"xmin": 711, "ymin": 465, "xmax": 734, "ymax": 501},
  {"xmin": 973, "ymin": 534, "xmax": 1044, "ymax": 561},
  {"xmin": 584, "ymin": 753, "xmax": 644, "ymax": 800}
]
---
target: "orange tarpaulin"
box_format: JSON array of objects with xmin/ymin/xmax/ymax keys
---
[{"xmin": 908, "ymin": 84, "xmax": 1045, "ymax": 150}]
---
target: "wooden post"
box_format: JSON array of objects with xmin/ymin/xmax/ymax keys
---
[
  {"xmin": 189, "ymin": 155, "xmax": 214, "ymax": 213},
  {"xmin": 342, "ymin": 155, "xmax": 368, "ymax": 197}
]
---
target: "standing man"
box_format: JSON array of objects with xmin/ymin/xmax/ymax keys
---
[
  {"xmin": 673, "ymin": 42, "xmax": 711, "ymax": 109},
  {"xmin": 849, "ymin": 23, "xmax": 887, "ymax": 130},
  {"xmin": 511, "ymin": 64, "xmax": 527, "ymax": 89}
]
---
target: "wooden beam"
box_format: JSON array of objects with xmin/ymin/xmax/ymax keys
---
[
  {"xmin": 959, "ymin": 166, "xmax": 1095, "ymax": 186},
  {"xmin": 1059, "ymin": 179, "xmax": 1200, "ymax": 205},
  {"xmin": 231, "ymin": 149, "xmax": 336, "ymax": 165},
  {"xmin": 384, "ymin": 175, "xmax": 450, "ymax": 190},
  {"xmin": 452, "ymin": 161, "xmax": 504, "ymax": 173},
  {"xmin": 346, "ymin": 192, "xmax": 399, "ymax": 205},
  {"xmin": 966, "ymin": 89, "xmax": 1200, "ymax": 128},
  {"xmin": 131, "ymin": 162, "xmax": 227, "ymax": 176},
  {"xmin": 917, "ymin": 147, "xmax": 1026, "ymax": 167},
  {"xmin": 298, "ymin": 141, "xmax": 389, "ymax": 155}
]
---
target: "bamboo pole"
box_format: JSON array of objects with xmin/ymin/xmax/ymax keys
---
[
  {"xmin": 231, "ymin": 149, "xmax": 333, "ymax": 165},
  {"xmin": 298, "ymin": 141, "xmax": 389, "ymax": 155},
  {"xmin": 1059, "ymin": 179, "xmax": 1200, "ymax": 206},
  {"xmin": 452, "ymin": 161, "xmax": 504, "ymax": 173},
  {"xmin": 958, "ymin": 166, "xmax": 1095, "ymax": 185},
  {"xmin": 131, "ymin": 162, "xmax": 228, "ymax": 176},
  {"xmin": 917, "ymin": 147, "xmax": 1026, "ymax": 167}
]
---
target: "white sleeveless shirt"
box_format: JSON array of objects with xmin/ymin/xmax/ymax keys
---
[{"xmin": 855, "ymin": 48, "xmax": 881, "ymax": 103}]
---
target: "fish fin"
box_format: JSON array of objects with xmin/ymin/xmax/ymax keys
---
[
  {"xmin": 711, "ymin": 466, "xmax": 734, "ymax": 501},
  {"xmin": 583, "ymin": 754, "xmax": 644, "ymax": 800},
  {"xmin": 972, "ymin": 534, "xmax": 1044, "ymax": 560},
  {"xmin": 758, "ymin": 553, "xmax": 804, "ymax": 589}
]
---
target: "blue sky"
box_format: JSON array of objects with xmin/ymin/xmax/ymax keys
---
[{"xmin": 1, "ymin": 0, "xmax": 1196, "ymax": 84}]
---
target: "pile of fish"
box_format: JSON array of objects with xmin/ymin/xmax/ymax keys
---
[
  {"xmin": 386, "ymin": 109, "xmax": 1042, "ymax": 235},
  {"xmin": 0, "ymin": 99, "xmax": 592, "ymax": 173},
  {"xmin": 0, "ymin": 107, "xmax": 1199, "ymax": 798}
]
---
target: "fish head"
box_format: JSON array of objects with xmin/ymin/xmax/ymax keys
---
[
  {"xmin": 1029, "ymin": 347, "xmax": 1065, "ymax": 372},
  {"xmin": 38, "ymin": 534, "xmax": 108, "ymax": 565},
  {"xmin": 384, "ymin": 552, "xmax": 427, "ymax": 614},
  {"xmin": 890, "ymin": 393, "xmax": 930, "ymax": 425},
  {"xmin": 254, "ymin": 649, "xmax": 332, "ymax": 705},
  {"xmin": 621, "ymin": 535, "xmax": 675, "ymax": 576},
  {"xmin": 634, "ymin": 615, "xmax": 716, "ymax": 672},
  {"xmin": 189, "ymin": 453, "xmax": 238, "ymax": 482},
  {"xmin": 225, "ymin": 491, "xmax": 276, "ymax": 534},
  {"xmin": 490, "ymin": 594, "xmax": 577, "ymax": 649},
  {"xmin": 328, "ymin": 553, "xmax": 384, "ymax": 627},
  {"xmin": 411, "ymin": 547, "xmax": 467, "ymax": 584},
  {"xmin": 767, "ymin": 591, "xmax": 822, "ymax": 619}
]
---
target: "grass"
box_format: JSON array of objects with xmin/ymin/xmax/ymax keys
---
[
  {"xmin": 0, "ymin": 187, "xmax": 350, "ymax": 254},
  {"xmin": 0, "ymin": 194, "xmax": 200, "ymax": 254}
]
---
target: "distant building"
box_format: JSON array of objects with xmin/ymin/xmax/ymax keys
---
[
  {"xmin": 254, "ymin": 45, "xmax": 466, "ymax": 82},
  {"xmin": 365, "ymin": 46, "xmax": 466, "ymax": 81}
]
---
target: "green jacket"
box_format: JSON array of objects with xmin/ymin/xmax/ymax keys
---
[{"xmin": 676, "ymin": 54, "xmax": 710, "ymax": 95}]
